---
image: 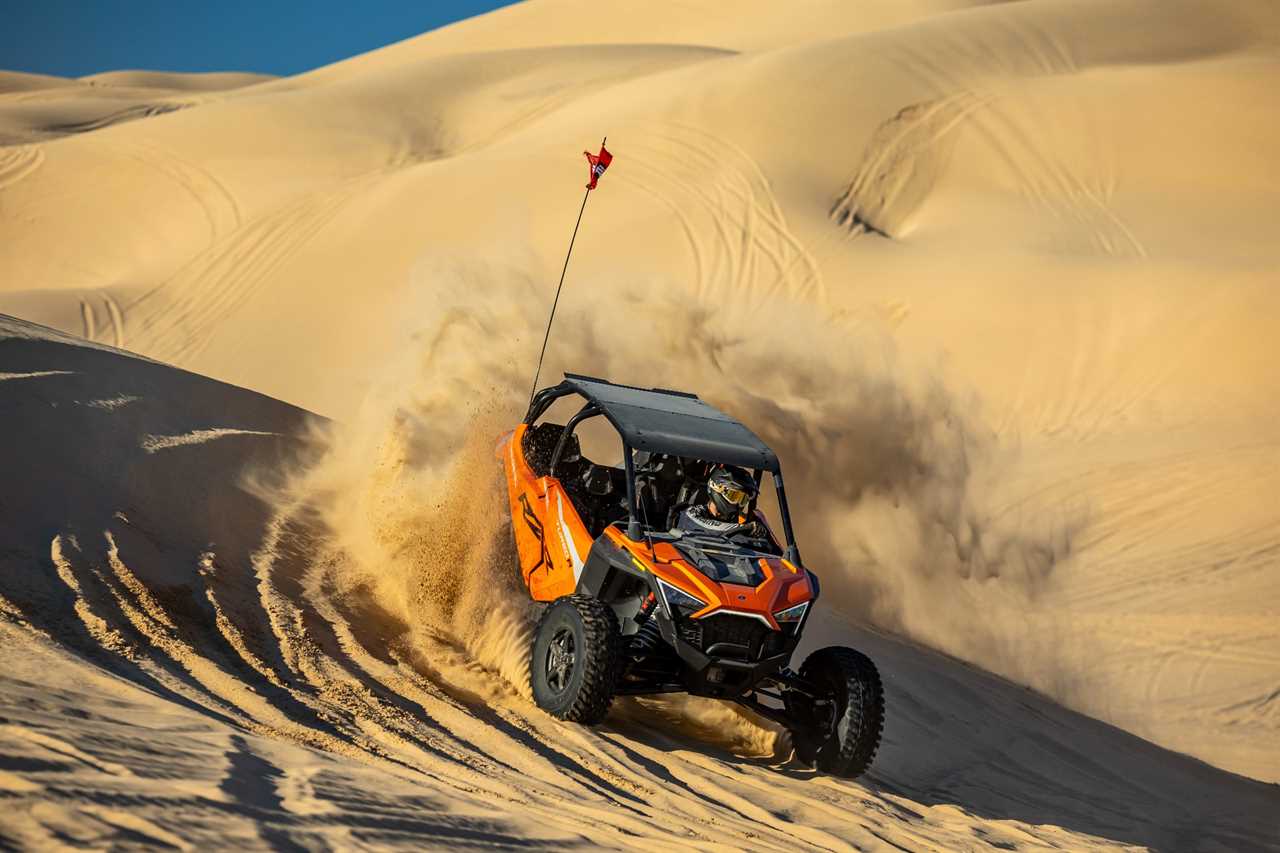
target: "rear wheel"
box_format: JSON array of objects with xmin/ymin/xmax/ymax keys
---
[
  {"xmin": 788, "ymin": 646, "xmax": 884, "ymax": 778},
  {"xmin": 530, "ymin": 594, "xmax": 623, "ymax": 724}
]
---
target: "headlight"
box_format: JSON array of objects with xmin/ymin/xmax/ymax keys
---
[
  {"xmin": 773, "ymin": 602, "xmax": 809, "ymax": 623},
  {"xmin": 657, "ymin": 579, "xmax": 706, "ymax": 617}
]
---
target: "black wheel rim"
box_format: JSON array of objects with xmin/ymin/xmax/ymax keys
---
[{"xmin": 545, "ymin": 627, "xmax": 577, "ymax": 694}]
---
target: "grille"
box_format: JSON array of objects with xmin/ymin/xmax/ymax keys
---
[{"xmin": 678, "ymin": 613, "xmax": 779, "ymax": 660}]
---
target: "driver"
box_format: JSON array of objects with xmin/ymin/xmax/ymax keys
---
[{"xmin": 674, "ymin": 466, "xmax": 766, "ymax": 539}]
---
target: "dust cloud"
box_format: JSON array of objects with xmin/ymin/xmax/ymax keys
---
[{"xmin": 279, "ymin": 257, "xmax": 1079, "ymax": 713}]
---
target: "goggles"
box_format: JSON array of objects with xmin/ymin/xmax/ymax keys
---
[{"xmin": 709, "ymin": 479, "xmax": 752, "ymax": 507}]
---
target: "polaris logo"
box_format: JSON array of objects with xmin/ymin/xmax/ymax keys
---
[{"xmin": 519, "ymin": 492, "xmax": 549, "ymax": 575}]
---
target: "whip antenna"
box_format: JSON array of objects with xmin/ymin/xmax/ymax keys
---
[{"xmin": 530, "ymin": 136, "xmax": 612, "ymax": 403}]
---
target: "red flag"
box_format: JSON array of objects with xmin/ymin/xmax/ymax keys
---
[{"xmin": 584, "ymin": 144, "xmax": 613, "ymax": 190}]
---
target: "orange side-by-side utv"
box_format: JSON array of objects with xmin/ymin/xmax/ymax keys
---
[{"xmin": 499, "ymin": 374, "xmax": 883, "ymax": 778}]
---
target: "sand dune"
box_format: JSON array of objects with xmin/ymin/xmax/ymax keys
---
[
  {"xmin": 2, "ymin": 314, "xmax": 1275, "ymax": 849},
  {"xmin": 2, "ymin": 0, "xmax": 1279, "ymax": 847},
  {"xmin": 80, "ymin": 71, "xmax": 276, "ymax": 91},
  {"xmin": 0, "ymin": 69, "xmax": 274, "ymax": 147}
]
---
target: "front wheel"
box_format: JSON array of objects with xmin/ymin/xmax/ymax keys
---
[
  {"xmin": 788, "ymin": 646, "xmax": 884, "ymax": 778},
  {"xmin": 529, "ymin": 594, "xmax": 623, "ymax": 724}
]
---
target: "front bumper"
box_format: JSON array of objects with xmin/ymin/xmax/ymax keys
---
[{"xmin": 654, "ymin": 608, "xmax": 796, "ymax": 698}]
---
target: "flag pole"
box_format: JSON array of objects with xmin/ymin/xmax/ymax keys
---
[{"xmin": 529, "ymin": 136, "xmax": 605, "ymax": 404}]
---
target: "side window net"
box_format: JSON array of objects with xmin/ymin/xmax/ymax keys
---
[{"xmin": 522, "ymin": 423, "xmax": 565, "ymax": 477}]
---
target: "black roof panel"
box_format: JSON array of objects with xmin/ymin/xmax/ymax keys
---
[{"xmin": 560, "ymin": 373, "xmax": 779, "ymax": 471}]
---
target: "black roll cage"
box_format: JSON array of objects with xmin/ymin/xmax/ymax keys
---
[{"xmin": 526, "ymin": 378, "xmax": 802, "ymax": 563}]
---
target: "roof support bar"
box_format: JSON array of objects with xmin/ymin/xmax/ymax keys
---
[
  {"xmin": 524, "ymin": 381, "xmax": 571, "ymax": 425},
  {"xmin": 772, "ymin": 472, "xmax": 801, "ymax": 564},
  {"xmin": 549, "ymin": 403, "xmax": 599, "ymax": 477},
  {"xmin": 623, "ymin": 443, "xmax": 641, "ymax": 541}
]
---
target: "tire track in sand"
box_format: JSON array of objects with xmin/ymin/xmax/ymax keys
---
[
  {"xmin": 0, "ymin": 144, "xmax": 44, "ymax": 190},
  {"xmin": 22, "ymin": 501, "xmax": 1272, "ymax": 850},
  {"xmin": 73, "ymin": 293, "xmax": 125, "ymax": 348},
  {"xmin": 102, "ymin": 524, "xmax": 419, "ymax": 763},
  {"xmin": 125, "ymin": 175, "xmax": 361, "ymax": 366},
  {"xmin": 227, "ymin": 496, "xmax": 868, "ymax": 850},
  {"xmin": 240, "ymin": 509, "xmax": 667, "ymax": 835},
  {"xmin": 831, "ymin": 90, "xmax": 991, "ymax": 240},
  {"xmin": 94, "ymin": 136, "xmax": 242, "ymax": 245},
  {"xmin": 954, "ymin": 88, "xmax": 1148, "ymax": 259},
  {"xmin": 619, "ymin": 120, "xmax": 825, "ymax": 309},
  {"xmin": 42, "ymin": 102, "xmax": 187, "ymax": 136}
]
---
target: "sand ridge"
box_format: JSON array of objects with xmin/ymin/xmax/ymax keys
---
[
  {"xmin": 2, "ymin": 0, "xmax": 1279, "ymax": 847},
  {"xmin": 1, "ymin": 315, "xmax": 1276, "ymax": 849}
]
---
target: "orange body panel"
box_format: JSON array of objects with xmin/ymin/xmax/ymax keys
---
[
  {"xmin": 500, "ymin": 424, "xmax": 814, "ymax": 619},
  {"xmin": 602, "ymin": 529, "xmax": 812, "ymax": 630},
  {"xmin": 500, "ymin": 424, "xmax": 596, "ymax": 601}
]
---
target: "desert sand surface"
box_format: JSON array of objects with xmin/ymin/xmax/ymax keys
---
[{"xmin": 2, "ymin": 0, "xmax": 1279, "ymax": 849}]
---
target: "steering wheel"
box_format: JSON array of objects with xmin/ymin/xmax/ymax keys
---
[{"xmin": 719, "ymin": 520, "xmax": 764, "ymax": 538}]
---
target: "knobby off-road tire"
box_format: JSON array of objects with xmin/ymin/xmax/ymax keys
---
[
  {"xmin": 794, "ymin": 646, "xmax": 884, "ymax": 778},
  {"xmin": 529, "ymin": 594, "xmax": 623, "ymax": 724}
]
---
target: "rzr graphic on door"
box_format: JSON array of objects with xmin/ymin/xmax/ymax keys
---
[{"xmin": 518, "ymin": 492, "xmax": 548, "ymax": 576}]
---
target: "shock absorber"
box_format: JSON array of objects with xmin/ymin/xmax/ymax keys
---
[{"xmin": 629, "ymin": 592, "xmax": 661, "ymax": 663}]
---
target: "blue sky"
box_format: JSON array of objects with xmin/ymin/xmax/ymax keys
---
[{"xmin": 3, "ymin": 1, "xmax": 519, "ymax": 79}]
